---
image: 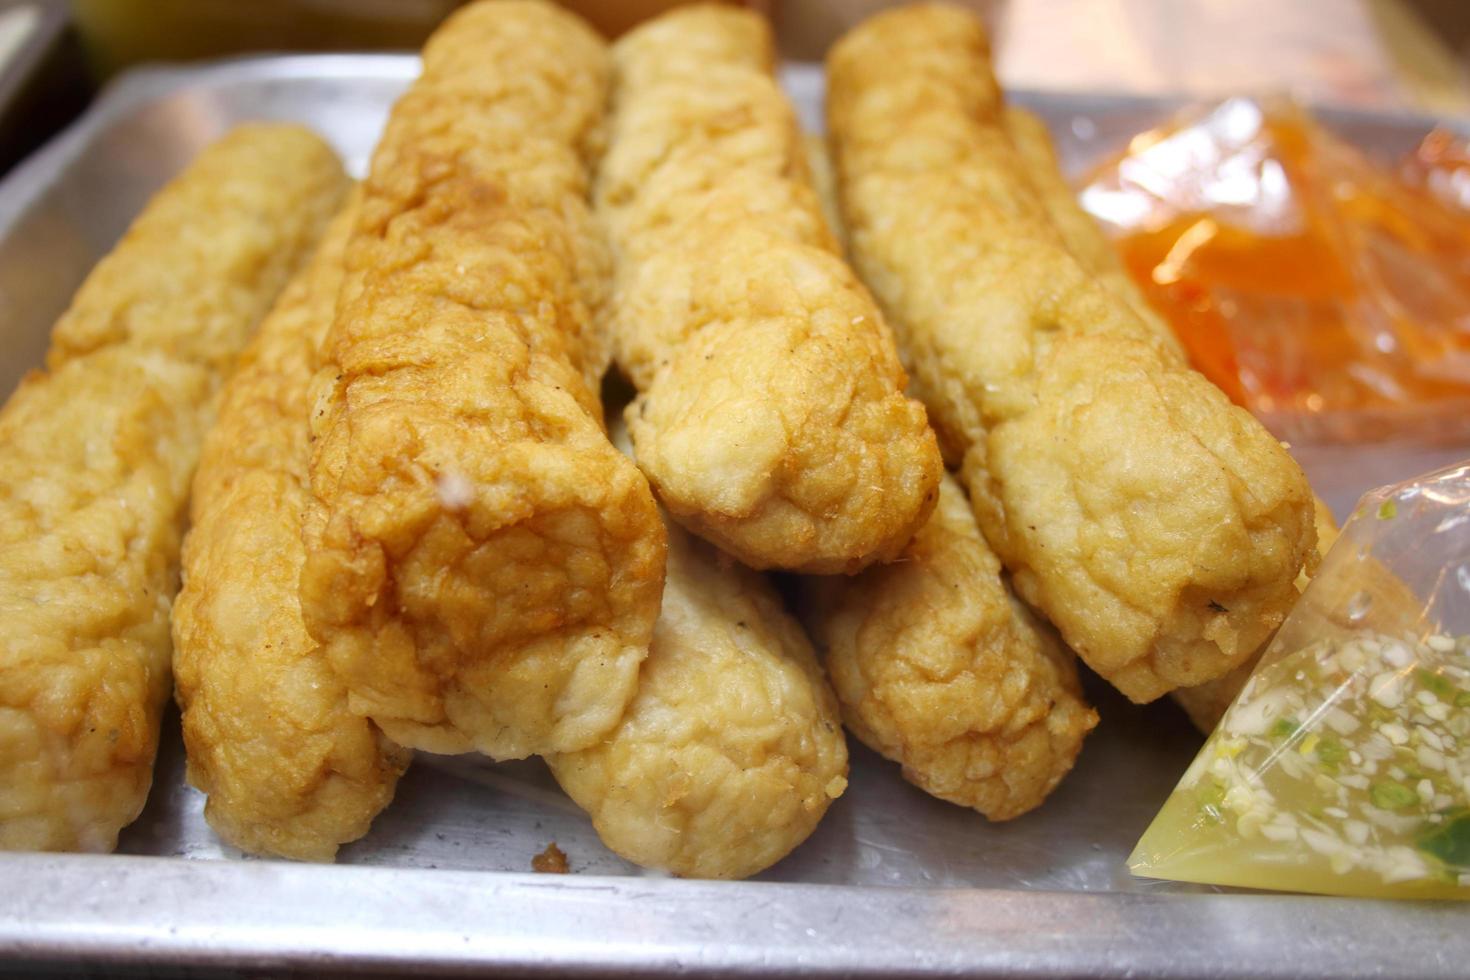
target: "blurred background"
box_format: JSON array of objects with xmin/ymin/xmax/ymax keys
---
[{"xmin": 2, "ymin": 0, "xmax": 1470, "ymax": 170}]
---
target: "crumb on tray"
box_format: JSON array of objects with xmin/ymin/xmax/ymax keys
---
[{"xmin": 533, "ymin": 842, "xmax": 570, "ymax": 874}]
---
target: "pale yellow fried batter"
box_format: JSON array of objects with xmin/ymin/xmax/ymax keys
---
[
  {"xmin": 1003, "ymin": 106, "xmax": 1179, "ymax": 351},
  {"xmin": 996, "ymin": 105, "xmax": 1340, "ymax": 732},
  {"xmin": 0, "ymin": 124, "xmax": 345, "ymax": 851},
  {"xmin": 828, "ymin": 4, "xmax": 1316, "ymax": 703},
  {"xmin": 598, "ymin": 4, "xmax": 941, "ymax": 574},
  {"xmin": 1172, "ymin": 498, "xmax": 1341, "ymax": 733},
  {"xmin": 803, "ymin": 131, "xmax": 1094, "ymax": 817},
  {"xmin": 300, "ymin": 1, "xmax": 665, "ymax": 759},
  {"xmin": 804, "ymin": 133, "xmax": 846, "ymax": 246},
  {"xmin": 802, "ymin": 475, "xmax": 1096, "ymax": 820},
  {"xmin": 550, "ymin": 443, "xmax": 848, "ymax": 879},
  {"xmin": 173, "ymin": 194, "xmax": 410, "ymax": 862}
]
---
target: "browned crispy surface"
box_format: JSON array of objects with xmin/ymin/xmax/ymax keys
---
[
  {"xmin": 803, "ymin": 475, "xmax": 1096, "ymax": 820},
  {"xmin": 1002, "ymin": 106, "xmax": 1179, "ymax": 348},
  {"xmin": 828, "ymin": 3, "xmax": 1316, "ymax": 703},
  {"xmin": 996, "ymin": 105, "xmax": 1340, "ymax": 733},
  {"xmin": 1172, "ymin": 497, "xmax": 1341, "ymax": 733},
  {"xmin": 300, "ymin": 1, "xmax": 665, "ymax": 759},
  {"xmin": 808, "ymin": 120, "xmax": 1093, "ymax": 818},
  {"xmin": 173, "ymin": 194, "xmax": 410, "ymax": 861},
  {"xmin": 550, "ymin": 461, "xmax": 848, "ymax": 879},
  {"xmin": 0, "ymin": 124, "xmax": 345, "ymax": 852},
  {"xmin": 598, "ymin": 4, "xmax": 941, "ymax": 574}
]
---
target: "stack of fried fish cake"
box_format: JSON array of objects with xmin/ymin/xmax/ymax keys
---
[
  {"xmin": 0, "ymin": 124, "xmax": 345, "ymax": 851},
  {"xmin": 598, "ymin": 4, "xmax": 942, "ymax": 575},
  {"xmin": 551, "ymin": 436, "xmax": 848, "ymax": 879}
]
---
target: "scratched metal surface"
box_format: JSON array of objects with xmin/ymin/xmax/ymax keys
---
[{"xmin": 0, "ymin": 55, "xmax": 1465, "ymax": 977}]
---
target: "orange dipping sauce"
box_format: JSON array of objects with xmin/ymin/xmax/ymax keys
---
[{"xmin": 1080, "ymin": 99, "xmax": 1470, "ymax": 443}]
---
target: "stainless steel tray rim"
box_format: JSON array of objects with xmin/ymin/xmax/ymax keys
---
[{"xmin": 6, "ymin": 854, "xmax": 1465, "ymax": 978}]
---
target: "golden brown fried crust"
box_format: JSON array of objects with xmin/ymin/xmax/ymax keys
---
[
  {"xmin": 803, "ymin": 475, "xmax": 1096, "ymax": 820},
  {"xmin": 1002, "ymin": 105, "xmax": 1335, "ymax": 730},
  {"xmin": 549, "ymin": 474, "xmax": 848, "ymax": 880},
  {"xmin": 300, "ymin": 1, "xmax": 665, "ymax": 760},
  {"xmin": 828, "ymin": 3, "xmax": 1316, "ymax": 703},
  {"xmin": 1172, "ymin": 497, "xmax": 1341, "ymax": 733},
  {"xmin": 598, "ymin": 4, "xmax": 941, "ymax": 575},
  {"xmin": 0, "ymin": 124, "xmax": 346, "ymax": 852},
  {"xmin": 1002, "ymin": 106, "xmax": 1180, "ymax": 349},
  {"xmin": 173, "ymin": 194, "xmax": 410, "ymax": 862},
  {"xmin": 998, "ymin": 104, "xmax": 1340, "ymax": 733}
]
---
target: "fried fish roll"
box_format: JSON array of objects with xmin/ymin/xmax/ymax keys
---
[
  {"xmin": 0, "ymin": 124, "xmax": 346, "ymax": 852},
  {"xmin": 172, "ymin": 194, "xmax": 410, "ymax": 861},
  {"xmin": 802, "ymin": 136, "xmax": 1095, "ymax": 817},
  {"xmin": 301, "ymin": 1, "xmax": 665, "ymax": 760},
  {"xmin": 828, "ymin": 3, "xmax": 1316, "ymax": 703},
  {"xmin": 997, "ymin": 105, "xmax": 1343, "ymax": 731},
  {"xmin": 802, "ymin": 475, "xmax": 1096, "ymax": 820},
  {"xmin": 549, "ymin": 449, "xmax": 848, "ymax": 879},
  {"xmin": 597, "ymin": 4, "xmax": 941, "ymax": 574},
  {"xmin": 1002, "ymin": 106, "xmax": 1178, "ymax": 348}
]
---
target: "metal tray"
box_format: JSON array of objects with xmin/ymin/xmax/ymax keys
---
[{"xmin": 1, "ymin": 54, "xmax": 1467, "ymax": 978}]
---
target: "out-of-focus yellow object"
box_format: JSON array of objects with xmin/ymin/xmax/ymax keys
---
[
  {"xmin": 70, "ymin": 0, "xmax": 762, "ymax": 78},
  {"xmin": 565, "ymin": 0, "xmax": 765, "ymax": 38},
  {"xmin": 1081, "ymin": 97, "xmax": 1470, "ymax": 444}
]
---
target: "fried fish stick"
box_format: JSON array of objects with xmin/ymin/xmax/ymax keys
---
[
  {"xmin": 0, "ymin": 124, "xmax": 346, "ymax": 852},
  {"xmin": 995, "ymin": 106, "xmax": 1342, "ymax": 731},
  {"xmin": 301, "ymin": 1, "xmax": 665, "ymax": 759},
  {"xmin": 1002, "ymin": 106, "xmax": 1177, "ymax": 348},
  {"xmin": 801, "ymin": 136, "xmax": 1094, "ymax": 816},
  {"xmin": 173, "ymin": 194, "xmax": 410, "ymax": 861},
  {"xmin": 550, "ymin": 442, "xmax": 848, "ymax": 879},
  {"xmin": 828, "ymin": 4, "xmax": 1316, "ymax": 703},
  {"xmin": 802, "ymin": 475, "xmax": 1096, "ymax": 820},
  {"xmin": 598, "ymin": 5, "xmax": 941, "ymax": 574}
]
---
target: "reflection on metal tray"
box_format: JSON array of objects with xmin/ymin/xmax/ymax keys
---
[{"xmin": 0, "ymin": 54, "xmax": 1466, "ymax": 978}]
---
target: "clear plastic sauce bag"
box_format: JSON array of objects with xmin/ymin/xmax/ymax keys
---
[
  {"xmin": 1131, "ymin": 461, "xmax": 1470, "ymax": 898},
  {"xmin": 1080, "ymin": 98, "xmax": 1470, "ymax": 445}
]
